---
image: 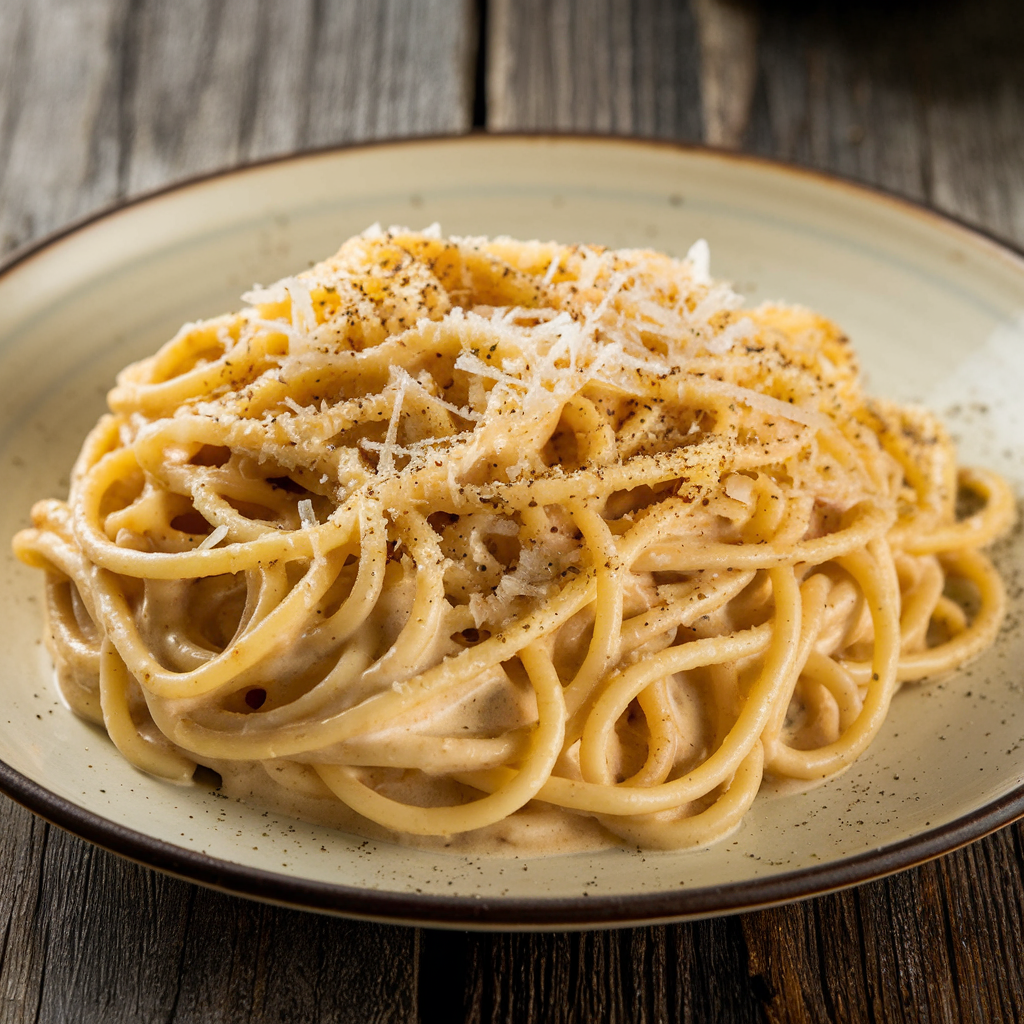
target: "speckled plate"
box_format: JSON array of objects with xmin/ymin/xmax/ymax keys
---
[{"xmin": 1, "ymin": 136, "xmax": 1023, "ymax": 930}]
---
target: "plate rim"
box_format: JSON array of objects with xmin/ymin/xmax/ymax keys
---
[
  {"xmin": 4, "ymin": 131, "xmax": 1024, "ymax": 282},
  {"xmin": 2, "ymin": 132, "xmax": 1023, "ymax": 929},
  {"xmin": 2, "ymin": 756, "xmax": 1023, "ymax": 929}
]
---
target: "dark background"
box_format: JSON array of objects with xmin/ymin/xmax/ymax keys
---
[{"xmin": 1, "ymin": 1, "xmax": 1023, "ymax": 1020}]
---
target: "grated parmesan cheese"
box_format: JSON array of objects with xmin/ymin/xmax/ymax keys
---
[
  {"xmin": 197, "ymin": 524, "xmax": 229, "ymax": 550},
  {"xmin": 298, "ymin": 499, "xmax": 316, "ymax": 528}
]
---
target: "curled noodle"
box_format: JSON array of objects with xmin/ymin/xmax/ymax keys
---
[{"xmin": 13, "ymin": 229, "xmax": 1014, "ymax": 852}]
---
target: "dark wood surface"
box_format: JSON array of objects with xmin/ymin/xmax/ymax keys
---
[{"xmin": 2, "ymin": 1, "xmax": 1024, "ymax": 1020}]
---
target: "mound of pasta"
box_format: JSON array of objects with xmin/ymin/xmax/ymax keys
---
[{"xmin": 13, "ymin": 227, "xmax": 1014, "ymax": 853}]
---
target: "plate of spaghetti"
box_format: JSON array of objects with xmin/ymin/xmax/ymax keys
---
[{"xmin": 1, "ymin": 136, "xmax": 1023, "ymax": 928}]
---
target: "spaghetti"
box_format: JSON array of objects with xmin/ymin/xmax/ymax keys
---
[{"xmin": 12, "ymin": 228, "xmax": 1014, "ymax": 852}]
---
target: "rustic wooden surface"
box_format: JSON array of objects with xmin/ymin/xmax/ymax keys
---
[{"xmin": 2, "ymin": 0, "xmax": 1024, "ymax": 1020}]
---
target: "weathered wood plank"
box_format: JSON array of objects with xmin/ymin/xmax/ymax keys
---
[
  {"xmin": 0, "ymin": 1, "xmax": 475, "ymax": 1020},
  {"xmin": 735, "ymin": 827, "xmax": 1024, "ymax": 1024},
  {"xmin": 693, "ymin": 0, "xmax": 759, "ymax": 148},
  {"xmin": 746, "ymin": 0, "xmax": 1024, "ymax": 247},
  {"xmin": 0, "ymin": 802, "xmax": 50, "ymax": 1018},
  {"xmin": 490, "ymin": 0, "xmax": 1024, "ymax": 249},
  {"xmin": 0, "ymin": 809, "xmax": 418, "ymax": 1024},
  {"xmin": 422, "ymin": 919, "xmax": 759, "ymax": 1024},
  {"xmin": 0, "ymin": 0, "xmax": 129, "ymax": 252},
  {"xmin": 482, "ymin": 2, "xmax": 1024, "ymax": 1023},
  {"xmin": 424, "ymin": 831, "xmax": 1024, "ymax": 1024},
  {"xmin": 488, "ymin": 0, "xmax": 702, "ymax": 139},
  {"xmin": 0, "ymin": 0, "xmax": 476, "ymax": 252}
]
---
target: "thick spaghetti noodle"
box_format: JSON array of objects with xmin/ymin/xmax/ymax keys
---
[{"xmin": 12, "ymin": 228, "xmax": 1014, "ymax": 852}]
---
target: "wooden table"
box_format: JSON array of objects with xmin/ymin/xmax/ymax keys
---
[{"xmin": 2, "ymin": 1, "xmax": 1023, "ymax": 1020}]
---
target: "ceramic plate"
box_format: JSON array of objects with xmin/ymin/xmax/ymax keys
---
[{"xmin": 2, "ymin": 136, "xmax": 1023, "ymax": 929}]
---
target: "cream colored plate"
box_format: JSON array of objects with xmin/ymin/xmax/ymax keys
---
[{"xmin": 2, "ymin": 137, "xmax": 1023, "ymax": 929}]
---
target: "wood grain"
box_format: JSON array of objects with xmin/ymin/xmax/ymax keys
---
[
  {"xmin": 0, "ymin": 0, "xmax": 476, "ymax": 253},
  {"xmin": 480, "ymin": 1, "xmax": 1024, "ymax": 1021},
  {"xmin": 3, "ymin": 0, "xmax": 1024, "ymax": 1021},
  {"xmin": 693, "ymin": 0, "xmax": 759, "ymax": 148},
  {"xmin": 443, "ymin": 921, "xmax": 762, "ymax": 1023},
  {"xmin": 0, "ymin": 1, "xmax": 474, "ymax": 1020},
  {"xmin": 0, "ymin": 797, "xmax": 415, "ymax": 1023},
  {"xmin": 744, "ymin": 0, "xmax": 1024, "ymax": 247},
  {"xmin": 487, "ymin": 0, "xmax": 702, "ymax": 139}
]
